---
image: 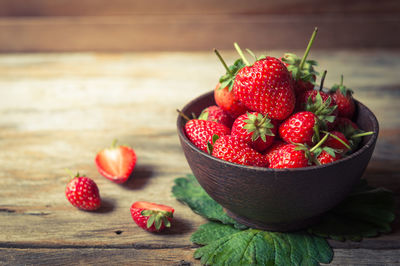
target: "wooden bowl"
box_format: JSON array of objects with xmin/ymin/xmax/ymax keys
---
[{"xmin": 177, "ymin": 91, "xmax": 379, "ymax": 232}]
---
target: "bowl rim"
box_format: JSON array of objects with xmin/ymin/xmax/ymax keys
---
[{"xmin": 177, "ymin": 90, "xmax": 379, "ymax": 172}]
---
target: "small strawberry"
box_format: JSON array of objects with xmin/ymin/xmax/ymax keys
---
[
  {"xmin": 334, "ymin": 117, "xmax": 374, "ymax": 152},
  {"xmin": 65, "ymin": 173, "xmax": 101, "ymax": 211},
  {"xmin": 184, "ymin": 119, "xmax": 230, "ymax": 153},
  {"xmin": 232, "ymin": 43, "xmax": 295, "ymax": 120},
  {"xmin": 298, "ymin": 89, "xmax": 338, "ymax": 130},
  {"xmin": 279, "ymin": 111, "xmax": 318, "ymax": 146},
  {"xmin": 330, "ymin": 75, "xmax": 355, "ymax": 118},
  {"xmin": 316, "ymin": 149, "xmax": 342, "ymax": 165},
  {"xmin": 198, "ymin": 105, "xmax": 234, "ymax": 128},
  {"xmin": 213, "ymin": 50, "xmax": 247, "ymax": 118},
  {"xmin": 269, "ymin": 143, "xmax": 312, "ymax": 169},
  {"xmin": 231, "ymin": 112, "xmax": 276, "ymax": 152},
  {"xmin": 264, "ymin": 140, "xmax": 286, "ymax": 165},
  {"xmin": 323, "ymin": 130, "xmax": 351, "ymax": 152},
  {"xmin": 212, "ymin": 135, "xmax": 268, "ymax": 167},
  {"xmin": 95, "ymin": 140, "xmax": 136, "ymax": 184},
  {"xmin": 214, "ymin": 83, "xmax": 247, "ymax": 118},
  {"xmin": 281, "ymin": 28, "xmax": 319, "ymax": 96},
  {"xmin": 130, "ymin": 201, "xmax": 174, "ymax": 232}
]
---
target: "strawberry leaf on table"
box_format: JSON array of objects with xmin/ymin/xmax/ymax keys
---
[
  {"xmin": 191, "ymin": 222, "xmax": 333, "ymax": 266},
  {"xmin": 172, "ymin": 174, "xmax": 247, "ymax": 229},
  {"xmin": 308, "ymin": 179, "xmax": 396, "ymax": 241}
]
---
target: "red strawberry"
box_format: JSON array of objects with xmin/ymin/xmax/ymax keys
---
[
  {"xmin": 324, "ymin": 131, "xmax": 351, "ymax": 152},
  {"xmin": 184, "ymin": 119, "xmax": 230, "ymax": 153},
  {"xmin": 316, "ymin": 150, "xmax": 342, "ymax": 165},
  {"xmin": 232, "ymin": 44, "xmax": 295, "ymax": 120},
  {"xmin": 279, "ymin": 111, "xmax": 318, "ymax": 146},
  {"xmin": 264, "ymin": 141, "xmax": 286, "ymax": 165},
  {"xmin": 130, "ymin": 201, "xmax": 174, "ymax": 232},
  {"xmin": 65, "ymin": 173, "xmax": 101, "ymax": 211},
  {"xmin": 231, "ymin": 112, "xmax": 276, "ymax": 152},
  {"xmin": 198, "ymin": 105, "xmax": 234, "ymax": 128},
  {"xmin": 213, "ymin": 50, "xmax": 247, "ymax": 118},
  {"xmin": 95, "ymin": 140, "xmax": 136, "ymax": 184},
  {"xmin": 214, "ymin": 83, "xmax": 247, "ymax": 118},
  {"xmin": 212, "ymin": 135, "xmax": 268, "ymax": 167},
  {"xmin": 330, "ymin": 75, "xmax": 355, "ymax": 118},
  {"xmin": 269, "ymin": 143, "xmax": 311, "ymax": 169},
  {"xmin": 281, "ymin": 28, "xmax": 319, "ymax": 96},
  {"xmin": 297, "ymin": 90, "xmax": 338, "ymax": 130}
]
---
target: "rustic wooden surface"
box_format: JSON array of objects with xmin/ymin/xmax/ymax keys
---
[
  {"xmin": 0, "ymin": 0, "xmax": 399, "ymax": 52},
  {"xmin": 0, "ymin": 50, "xmax": 399, "ymax": 265}
]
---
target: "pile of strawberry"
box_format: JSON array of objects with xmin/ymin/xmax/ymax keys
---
[{"xmin": 183, "ymin": 28, "xmax": 373, "ymax": 169}]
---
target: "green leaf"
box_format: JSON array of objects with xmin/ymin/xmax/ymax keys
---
[
  {"xmin": 147, "ymin": 215, "xmax": 155, "ymax": 228},
  {"xmin": 308, "ymin": 179, "xmax": 396, "ymax": 241},
  {"xmin": 192, "ymin": 222, "xmax": 333, "ymax": 266},
  {"xmin": 172, "ymin": 174, "xmax": 247, "ymax": 229}
]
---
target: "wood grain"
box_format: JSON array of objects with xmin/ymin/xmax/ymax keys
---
[{"xmin": 0, "ymin": 51, "xmax": 399, "ymax": 264}]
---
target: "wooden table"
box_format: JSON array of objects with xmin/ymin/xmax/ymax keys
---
[{"xmin": 0, "ymin": 51, "xmax": 399, "ymax": 265}]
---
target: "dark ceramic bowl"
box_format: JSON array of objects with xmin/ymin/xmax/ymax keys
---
[{"xmin": 177, "ymin": 91, "xmax": 379, "ymax": 232}]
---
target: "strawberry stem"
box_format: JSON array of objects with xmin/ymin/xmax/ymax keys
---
[
  {"xmin": 310, "ymin": 132, "xmax": 330, "ymax": 153},
  {"xmin": 319, "ymin": 70, "xmax": 327, "ymax": 91},
  {"xmin": 321, "ymin": 130, "xmax": 351, "ymax": 150},
  {"xmin": 297, "ymin": 27, "xmax": 318, "ymax": 80},
  {"xmin": 246, "ymin": 48, "xmax": 257, "ymax": 61},
  {"xmin": 352, "ymin": 131, "xmax": 374, "ymax": 138},
  {"xmin": 234, "ymin": 42, "xmax": 250, "ymax": 66},
  {"xmin": 214, "ymin": 49, "xmax": 232, "ymax": 76},
  {"xmin": 176, "ymin": 109, "xmax": 191, "ymax": 121},
  {"xmin": 64, "ymin": 168, "xmax": 79, "ymax": 179},
  {"xmin": 111, "ymin": 139, "xmax": 118, "ymax": 149},
  {"xmin": 340, "ymin": 75, "xmax": 344, "ymax": 86}
]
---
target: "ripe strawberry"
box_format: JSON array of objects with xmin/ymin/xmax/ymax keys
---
[
  {"xmin": 231, "ymin": 112, "xmax": 276, "ymax": 152},
  {"xmin": 281, "ymin": 28, "xmax": 319, "ymax": 96},
  {"xmin": 269, "ymin": 143, "xmax": 312, "ymax": 169},
  {"xmin": 279, "ymin": 111, "xmax": 318, "ymax": 146},
  {"xmin": 184, "ymin": 119, "xmax": 230, "ymax": 153},
  {"xmin": 198, "ymin": 105, "xmax": 234, "ymax": 128},
  {"xmin": 130, "ymin": 201, "xmax": 174, "ymax": 232},
  {"xmin": 232, "ymin": 44, "xmax": 295, "ymax": 120},
  {"xmin": 213, "ymin": 50, "xmax": 247, "ymax": 118},
  {"xmin": 324, "ymin": 131, "xmax": 351, "ymax": 152},
  {"xmin": 297, "ymin": 90, "xmax": 338, "ymax": 130},
  {"xmin": 214, "ymin": 83, "xmax": 247, "ymax": 118},
  {"xmin": 330, "ymin": 75, "xmax": 355, "ymax": 118},
  {"xmin": 212, "ymin": 135, "xmax": 268, "ymax": 167},
  {"xmin": 65, "ymin": 173, "xmax": 101, "ymax": 211},
  {"xmin": 95, "ymin": 140, "xmax": 136, "ymax": 184},
  {"xmin": 264, "ymin": 140, "xmax": 286, "ymax": 165},
  {"xmin": 316, "ymin": 149, "xmax": 342, "ymax": 165}
]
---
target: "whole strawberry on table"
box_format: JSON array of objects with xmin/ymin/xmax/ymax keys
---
[{"xmin": 182, "ymin": 27, "xmax": 373, "ymax": 169}]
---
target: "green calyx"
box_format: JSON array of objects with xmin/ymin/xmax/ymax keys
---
[
  {"xmin": 282, "ymin": 53, "xmax": 319, "ymax": 84},
  {"xmin": 215, "ymin": 48, "xmax": 246, "ymax": 91},
  {"xmin": 305, "ymin": 92, "xmax": 337, "ymax": 130},
  {"xmin": 141, "ymin": 209, "xmax": 173, "ymax": 230},
  {"xmin": 242, "ymin": 113, "xmax": 274, "ymax": 142},
  {"xmin": 207, "ymin": 134, "xmax": 220, "ymax": 155},
  {"xmin": 282, "ymin": 27, "xmax": 319, "ymax": 84},
  {"xmin": 330, "ymin": 75, "xmax": 354, "ymax": 96}
]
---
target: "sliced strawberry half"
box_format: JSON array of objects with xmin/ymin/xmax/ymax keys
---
[
  {"xmin": 130, "ymin": 201, "xmax": 174, "ymax": 232},
  {"xmin": 95, "ymin": 140, "xmax": 136, "ymax": 184}
]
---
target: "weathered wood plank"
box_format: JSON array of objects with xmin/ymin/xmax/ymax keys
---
[
  {"xmin": 0, "ymin": 15, "xmax": 399, "ymax": 52},
  {"xmin": 0, "ymin": 0, "xmax": 399, "ymax": 16},
  {"xmin": 1, "ymin": 247, "xmax": 399, "ymax": 265}
]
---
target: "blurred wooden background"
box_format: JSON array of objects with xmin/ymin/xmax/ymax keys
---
[{"xmin": 0, "ymin": 0, "xmax": 399, "ymax": 52}]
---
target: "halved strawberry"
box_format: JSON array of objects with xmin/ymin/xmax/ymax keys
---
[
  {"xmin": 95, "ymin": 140, "xmax": 136, "ymax": 184},
  {"xmin": 130, "ymin": 201, "xmax": 174, "ymax": 232}
]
